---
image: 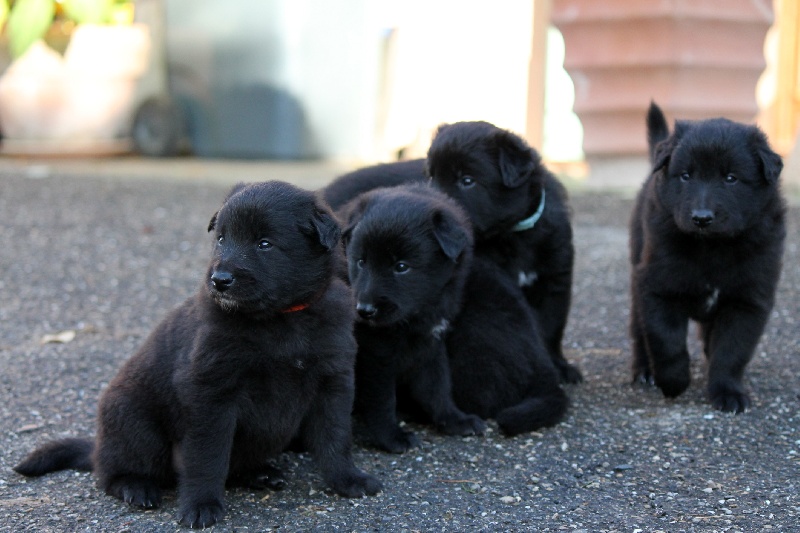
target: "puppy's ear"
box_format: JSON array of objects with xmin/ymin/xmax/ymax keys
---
[
  {"xmin": 496, "ymin": 130, "xmax": 538, "ymax": 188},
  {"xmin": 646, "ymin": 102, "xmax": 670, "ymax": 163},
  {"xmin": 432, "ymin": 210, "xmax": 470, "ymax": 262},
  {"xmin": 750, "ymin": 128, "xmax": 783, "ymax": 184},
  {"xmin": 338, "ymin": 195, "xmax": 371, "ymax": 247},
  {"xmin": 208, "ymin": 212, "xmax": 219, "ymax": 232},
  {"xmin": 651, "ymin": 121, "xmax": 687, "ymax": 173},
  {"xmin": 309, "ymin": 208, "xmax": 341, "ymax": 251}
]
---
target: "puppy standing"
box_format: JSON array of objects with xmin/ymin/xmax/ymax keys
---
[
  {"xmin": 629, "ymin": 103, "xmax": 785, "ymax": 412},
  {"xmin": 426, "ymin": 121, "xmax": 582, "ymax": 384},
  {"xmin": 339, "ymin": 184, "xmax": 485, "ymax": 453},
  {"xmin": 15, "ymin": 182, "xmax": 381, "ymax": 528}
]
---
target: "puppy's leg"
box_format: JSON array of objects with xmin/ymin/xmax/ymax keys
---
[
  {"xmin": 637, "ymin": 290, "xmax": 691, "ymax": 398},
  {"xmin": 175, "ymin": 405, "xmax": 236, "ymax": 529},
  {"xmin": 94, "ymin": 393, "xmax": 173, "ymax": 509},
  {"xmin": 302, "ymin": 373, "xmax": 382, "ymax": 497},
  {"xmin": 704, "ymin": 303, "xmax": 769, "ymax": 413},
  {"xmin": 630, "ymin": 295, "xmax": 653, "ymax": 385},
  {"xmin": 407, "ymin": 344, "xmax": 486, "ymax": 436},
  {"xmin": 528, "ymin": 264, "xmax": 583, "ymax": 384},
  {"xmin": 356, "ymin": 349, "xmax": 420, "ymax": 453}
]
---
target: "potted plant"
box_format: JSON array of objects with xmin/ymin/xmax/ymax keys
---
[{"xmin": 0, "ymin": 0, "xmax": 150, "ymax": 154}]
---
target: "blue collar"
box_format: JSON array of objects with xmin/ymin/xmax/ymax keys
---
[{"xmin": 511, "ymin": 189, "xmax": 546, "ymax": 232}]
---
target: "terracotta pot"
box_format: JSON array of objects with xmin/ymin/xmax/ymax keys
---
[{"xmin": 552, "ymin": 0, "xmax": 773, "ymax": 157}]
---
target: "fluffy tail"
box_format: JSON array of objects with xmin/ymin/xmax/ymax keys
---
[
  {"xmin": 14, "ymin": 438, "xmax": 94, "ymax": 476},
  {"xmin": 494, "ymin": 389, "xmax": 569, "ymax": 436},
  {"xmin": 646, "ymin": 101, "xmax": 670, "ymax": 164}
]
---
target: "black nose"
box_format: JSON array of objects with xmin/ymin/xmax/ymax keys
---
[
  {"xmin": 356, "ymin": 302, "xmax": 377, "ymax": 319},
  {"xmin": 210, "ymin": 271, "xmax": 235, "ymax": 292},
  {"xmin": 691, "ymin": 209, "xmax": 714, "ymax": 228}
]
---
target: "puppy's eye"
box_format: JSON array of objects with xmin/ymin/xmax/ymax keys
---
[
  {"xmin": 724, "ymin": 173, "xmax": 738, "ymax": 184},
  {"xmin": 680, "ymin": 172, "xmax": 691, "ymax": 182},
  {"xmin": 459, "ymin": 175, "xmax": 476, "ymax": 188},
  {"xmin": 394, "ymin": 262, "xmax": 410, "ymax": 274},
  {"xmin": 356, "ymin": 258, "xmax": 365, "ymax": 269},
  {"xmin": 216, "ymin": 235, "xmax": 224, "ymax": 246},
  {"xmin": 257, "ymin": 239, "xmax": 273, "ymax": 250}
]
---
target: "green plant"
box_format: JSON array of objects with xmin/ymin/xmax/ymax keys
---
[{"xmin": 0, "ymin": 0, "xmax": 133, "ymax": 59}]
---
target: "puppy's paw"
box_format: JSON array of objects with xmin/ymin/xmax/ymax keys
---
[
  {"xmin": 632, "ymin": 370, "xmax": 655, "ymax": 387},
  {"xmin": 329, "ymin": 469, "xmax": 383, "ymax": 498},
  {"xmin": 177, "ymin": 499, "xmax": 225, "ymax": 529},
  {"xmin": 708, "ymin": 382, "xmax": 751, "ymax": 414},
  {"xmin": 231, "ymin": 465, "xmax": 287, "ymax": 491},
  {"xmin": 375, "ymin": 428, "xmax": 420, "ymax": 454},
  {"xmin": 438, "ymin": 413, "xmax": 486, "ymax": 437},
  {"xmin": 556, "ymin": 360, "xmax": 583, "ymax": 384},
  {"xmin": 105, "ymin": 476, "xmax": 162, "ymax": 509},
  {"xmin": 656, "ymin": 374, "xmax": 690, "ymax": 398}
]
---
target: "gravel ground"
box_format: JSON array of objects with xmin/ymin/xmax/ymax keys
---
[{"xmin": 0, "ymin": 169, "xmax": 798, "ymax": 532}]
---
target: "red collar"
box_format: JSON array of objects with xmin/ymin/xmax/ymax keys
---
[{"xmin": 281, "ymin": 302, "xmax": 310, "ymax": 314}]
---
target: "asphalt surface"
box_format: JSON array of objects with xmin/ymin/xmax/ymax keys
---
[{"xmin": 0, "ymin": 166, "xmax": 798, "ymax": 532}]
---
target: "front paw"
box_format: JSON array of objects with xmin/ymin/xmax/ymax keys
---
[
  {"xmin": 437, "ymin": 412, "xmax": 486, "ymax": 436},
  {"xmin": 708, "ymin": 381, "xmax": 751, "ymax": 413},
  {"xmin": 654, "ymin": 357, "xmax": 691, "ymax": 398},
  {"xmin": 556, "ymin": 360, "xmax": 583, "ymax": 384},
  {"xmin": 177, "ymin": 499, "xmax": 225, "ymax": 529},
  {"xmin": 374, "ymin": 427, "xmax": 420, "ymax": 453},
  {"xmin": 105, "ymin": 476, "xmax": 162, "ymax": 509},
  {"xmin": 656, "ymin": 372, "xmax": 690, "ymax": 398},
  {"xmin": 329, "ymin": 469, "xmax": 383, "ymax": 497}
]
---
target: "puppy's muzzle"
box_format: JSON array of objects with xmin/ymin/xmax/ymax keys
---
[
  {"xmin": 356, "ymin": 302, "xmax": 378, "ymax": 320},
  {"xmin": 210, "ymin": 270, "xmax": 235, "ymax": 292},
  {"xmin": 691, "ymin": 209, "xmax": 714, "ymax": 228}
]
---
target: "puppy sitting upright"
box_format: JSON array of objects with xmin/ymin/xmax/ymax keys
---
[
  {"xmin": 15, "ymin": 181, "xmax": 381, "ymax": 528},
  {"xmin": 426, "ymin": 121, "xmax": 582, "ymax": 384},
  {"xmin": 629, "ymin": 102, "xmax": 786, "ymax": 412},
  {"xmin": 340, "ymin": 184, "xmax": 485, "ymax": 453}
]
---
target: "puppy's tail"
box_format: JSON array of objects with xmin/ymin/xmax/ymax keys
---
[
  {"xmin": 646, "ymin": 101, "xmax": 670, "ymax": 164},
  {"xmin": 494, "ymin": 388, "xmax": 569, "ymax": 436},
  {"xmin": 14, "ymin": 437, "xmax": 94, "ymax": 476}
]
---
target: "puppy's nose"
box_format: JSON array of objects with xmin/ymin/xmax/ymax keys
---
[
  {"xmin": 210, "ymin": 271, "xmax": 235, "ymax": 292},
  {"xmin": 356, "ymin": 302, "xmax": 377, "ymax": 319},
  {"xmin": 691, "ymin": 209, "xmax": 714, "ymax": 228}
]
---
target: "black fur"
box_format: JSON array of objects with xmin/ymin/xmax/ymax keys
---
[
  {"xmin": 339, "ymin": 184, "xmax": 485, "ymax": 453},
  {"xmin": 323, "ymin": 159, "xmax": 427, "ymax": 211},
  {"xmin": 447, "ymin": 256, "xmax": 569, "ymax": 435},
  {"xmin": 426, "ymin": 121, "xmax": 582, "ymax": 384},
  {"xmin": 629, "ymin": 102, "xmax": 786, "ymax": 413},
  {"xmin": 14, "ymin": 181, "xmax": 381, "ymax": 528}
]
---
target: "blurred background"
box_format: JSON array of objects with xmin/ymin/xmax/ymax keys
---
[{"xmin": 0, "ymin": 0, "xmax": 797, "ymax": 187}]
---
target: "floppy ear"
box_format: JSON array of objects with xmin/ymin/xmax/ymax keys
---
[
  {"xmin": 432, "ymin": 210, "xmax": 470, "ymax": 262},
  {"xmin": 750, "ymin": 128, "xmax": 783, "ymax": 184},
  {"xmin": 495, "ymin": 130, "xmax": 538, "ymax": 188},
  {"xmin": 309, "ymin": 208, "xmax": 341, "ymax": 251},
  {"xmin": 338, "ymin": 195, "xmax": 371, "ymax": 247},
  {"xmin": 651, "ymin": 121, "xmax": 687, "ymax": 173}
]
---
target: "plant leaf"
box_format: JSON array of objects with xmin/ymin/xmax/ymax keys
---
[
  {"xmin": 0, "ymin": 0, "xmax": 10, "ymax": 32},
  {"xmin": 62, "ymin": 0, "xmax": 114, "ymax": 25},
  {"xmin": 6, "ymin": 0, "xmax": 55, "ymax": 59}
]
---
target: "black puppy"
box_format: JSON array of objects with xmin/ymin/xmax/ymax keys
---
[
  {"xmin": 323, "ymin": 158, "xmax": 427, "ymax": 211},
  {"xmin": 15, "ymin": 181, "xmax": 381, "ymax": 528},
  {"xmin": 426, "ymin": 121, "xmax": 582, "ymax": 384},
  {"xmin": 629, "ymin": 102, "xmax": 785, "ymax": 413},
  {"xmin": 447, "ymin": 255, "xmax": 569, "ymax": 435},
  {"xmin": 339, "ymin": 184, "xmax": 485, "ymax": 453}
]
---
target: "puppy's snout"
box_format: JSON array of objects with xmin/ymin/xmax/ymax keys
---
[
  {"xmin": 210, "ymin": 271, "xmax": 235, "ymax": 292},
  {"xmin": 691, "ymin": 209, "xmax": 714, "ymax": 228},
  {"xmin": 356, "ymin": 302, "xmax": 378, "ymax": 319}
]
